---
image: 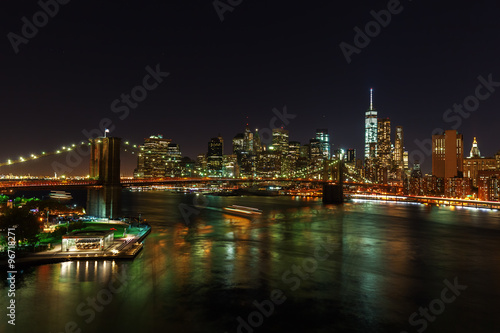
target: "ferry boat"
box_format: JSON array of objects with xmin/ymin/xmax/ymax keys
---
[
  {"xmin": 223, "ymin": 205, "xmax": 263, "ymax": 216},
  {"xmin": 49, "ymin": 190, "xmax": 73, "ymax": 200}
]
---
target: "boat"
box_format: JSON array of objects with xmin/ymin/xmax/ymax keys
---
[
  {"xmin": 223, "ymin": 205, "xmax": 263, "ymax": 216},
  {"xmin": 49, "ymin": 190, "xmax": 72, "ymax": 200}
]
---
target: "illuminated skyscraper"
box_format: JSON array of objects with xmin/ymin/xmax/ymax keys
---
[
  {"xmin": 243, "ymin": 125, "xmax": 254, "ymax": 154},
  {"xmin": 346, "ymin": 149, "xmax": 356, "ymax": 163},
  {"xmin": 432, "ymin": 130, "xmax": 464, "ymax": 178},
  {"xmin": 207, "ymin": 136, "xmax": 224, "ymax": 176},
  {"xmin": 232, "ymin": 133, "xmax": 244, "ymax": 156},
  {"xmin": 365, "ymin": 88, "xmax": 378, "ymax": 159},
  {"xmin": 464, "ymin": 137, "xmax": 496, "ymax": 186},
  {"xmin": 377, "ymin": 118, "xmax": 391, "ymax": 166},
  {"xmin": 134, "ymin": 135, "xmax": 182, "ymax": 178},
  {"xmin": 394, "ymin": 126, "xmax": 404, "ymax": 168},
  {"xmin": 469, "ymin": 137, "xmax": 481, "ymax": 158},
  {"xmin": 253, "ymin": 129, "xmax": 262, "ymax": 153},
  {"xmin": 315, "ymin": 129, "xmax": 330, "ymax": 159},
  {"xmin": 272, "ymin": 128, "xmax": 289, "ymax": 153}
]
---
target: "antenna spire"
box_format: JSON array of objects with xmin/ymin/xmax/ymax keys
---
[{"xmin": 370, "ymin": 88, "xmax": 374, "ymax": 110}]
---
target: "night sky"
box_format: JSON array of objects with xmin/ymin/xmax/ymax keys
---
[{"xmin": 1, "ymin": 0, "xmax": 500, "ymax": 175}]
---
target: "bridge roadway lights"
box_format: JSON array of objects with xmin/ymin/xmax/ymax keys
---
[{"xmin": 322, "ymin": 183, "xmax": 344, "ymax": 204}]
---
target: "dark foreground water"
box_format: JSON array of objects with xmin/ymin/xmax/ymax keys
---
[{"xmin": 2, "ymin": 192, "xmax": 500, "ymax": 333}]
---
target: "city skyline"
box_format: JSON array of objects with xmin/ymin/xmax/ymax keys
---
[{"xmin": 1, "ymin": 1, "xmax": 500, "ymax": 174}]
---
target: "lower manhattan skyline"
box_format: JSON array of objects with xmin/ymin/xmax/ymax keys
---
[
  {"xmin": 1, "ymin": 1, "xmax": 500, "ymax": 173},
  {"xmin": 2, "ymin": 1, "xmax": 500, "ymax": 333}
]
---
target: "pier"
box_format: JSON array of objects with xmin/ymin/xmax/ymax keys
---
[{"xmin": 0, "ymin": 226, "xmax": 151, "ymax": 267}]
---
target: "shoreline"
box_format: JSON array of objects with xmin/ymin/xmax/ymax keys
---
[{"xmin": 0, "ymin": 226, "xmax": 151, "ymax": 268}]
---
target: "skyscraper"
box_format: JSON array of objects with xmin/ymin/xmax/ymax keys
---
[
  {"xmin": 134, "ymin": 135, "xmax": 182, "ymax": 178},
  {"xmin": 464, "ymin": 137, "xmax": 496, "ymax": 187},
  {"xmin": 469, "ymin": 137, "xmax": 480, "ymax": 158},
  {"xmin": 432, "ymin": 130, "xmax": 464, "ymax": 179},
  {"xmin": 232, "ymin": 133, "xmax": 244, "ymax": 156},
  {"xmin": 377, "ymin": 118, "xmax": 391, "ymax": 166},
  {"xmin": 272, "ymin": 128, "xmax": 289, "ymax": 153},
  {"xmin": 207, "ymin": 136, "xmax": 224, "ymax": 176},
  {"xmin": 315, "ymin": 129, "xmax": 330, "ymax": 159},
  {"xmin": 243, "ymin": 125, "xmax": 254, "ymax": 154},
  {"xmin": 346, "ymin": 149, "xmax": 356, "ymax": 163},
  {"xmin": 394, "ymin": 126, "xmax": 404, "ymax": 167},
  {"xmin": 365, "ymin": 88, "xmax": 378, "ymax": 159}
]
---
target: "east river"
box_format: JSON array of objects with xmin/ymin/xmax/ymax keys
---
[{"xmin": 1, "ymin": 192, "xmax": 500, "ymax": 333}]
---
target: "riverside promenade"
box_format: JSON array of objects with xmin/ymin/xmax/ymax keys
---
[{"xmin": 0, "ymin": 226, "xmax": 151, "ymax": 267}]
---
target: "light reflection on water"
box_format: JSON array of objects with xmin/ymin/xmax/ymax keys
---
[{"xmin": 1, "ymin": 193, "xmax": 500, "ymax": 333}]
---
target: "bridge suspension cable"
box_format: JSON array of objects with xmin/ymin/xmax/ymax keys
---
[{"xmin": 0, "ymin": 139, "xmax": 142, "ymax": 168}]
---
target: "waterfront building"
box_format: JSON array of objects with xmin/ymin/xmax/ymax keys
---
[
  {"xmin": 195, "ymin": 154, "xmax": 208, "ymax": 177},
  {"xmin": 256, "ymin": 150, "xmax": 281, "ymax": 178},
  {"xmin": 463, "ymin": 138, "xmax": 496, "ymax": 187},
  {"xmin": 134, "ymin": 135, "xmax": 182, "ymax": 178},
  {"xmin": 445, "ymin": 177, "xmax": 472, "ymax": 198},
  {"xmin": 62, "ymin": 230, "xmax": 114, "ymax": 252},
  {"xmin": 432, "ymin": 130, "xmax": 464, "ymax": 178}
]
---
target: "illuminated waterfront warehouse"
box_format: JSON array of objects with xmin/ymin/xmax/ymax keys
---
[
  {"xmin": 315, "ymin": 129, "xmax": 331, "ymax": 159},
  {"xmin": 365, "ymin": 88, "xmax": 378, "ymax": 159},
  {"xmin": 432, "ymin": 130, "xmax": 464, "ymax": 179}
]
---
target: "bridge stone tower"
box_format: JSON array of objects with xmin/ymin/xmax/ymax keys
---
[
  {"xmin": 88, "ymin": 137, "xmax": 121, "ymax": 219},
  {"xmin": 89, "ymin": 137, "xmax": 121, "ymax": 185},
  {"xmin": 322, "ymin": 158, "xmax": 344, "ymax": 204}
]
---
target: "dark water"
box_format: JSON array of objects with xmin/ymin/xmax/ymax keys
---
[{"xmin": 2, "ymin": 192, "xmax": 500, "ymax": 333}]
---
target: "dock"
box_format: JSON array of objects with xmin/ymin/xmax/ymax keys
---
[{"xmin": 0, "ymin": 226, "xmax": 151, "ymax": 267}]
